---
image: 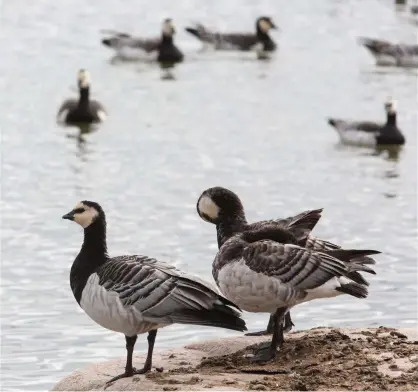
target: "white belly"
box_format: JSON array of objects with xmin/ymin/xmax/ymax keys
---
[
  {"xmin": 116, "ymin": 46, "xmax": 157, "ymax": 62},
  {"xmin": 337, "ymin": 129, "xmax": 377, "ymax": 147},
  {"xmin": 80, "ymin": 273, "xmax": 157, "ymax": 336},
  {"xmin": 217, "ymin": 260, "xmax": 291, "ymax": 313}
]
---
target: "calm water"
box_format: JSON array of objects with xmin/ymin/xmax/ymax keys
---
[{"xmin": 1, "ymin": 0, "xmax": 417, "ymax": 390}]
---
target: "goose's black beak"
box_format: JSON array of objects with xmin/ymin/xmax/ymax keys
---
[{"xmin": 62, "ymin": 210, "xmax": 75, "ymax": 220}]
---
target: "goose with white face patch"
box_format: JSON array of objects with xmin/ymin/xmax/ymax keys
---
[
  {"xmin": 57, "ymin": 69, "xmax": 107, "ymax": 125},
  {"xmin": 328, "ymin": 98, "xmax": 405, "ymax": 147},
  {"xmin": 185, "ymin": 16, "xmax": 278, "ymax": 59},
  {"xmin": 196, "ymin": 187, "xmax": 379, "ymax": 354},
  {"xmin": 101, "ymin": 19, "xmax": 184, "ymax": 65},
  {"xmin": 62, "ymin": 201, "xmax": 246, "ymax": 386},
  {"xmin": 358, "ymin": 37, "xmax": 418, "ymax": 68}
]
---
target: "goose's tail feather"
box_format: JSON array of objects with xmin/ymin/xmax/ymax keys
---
[{"xmin": 171, "ymin": 301, "xmax": 247, "ymax": 332}]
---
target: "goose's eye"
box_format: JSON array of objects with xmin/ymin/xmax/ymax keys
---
[{"xmin": 74, "ymin": 208, "xmax": 85, "ymax": 214}]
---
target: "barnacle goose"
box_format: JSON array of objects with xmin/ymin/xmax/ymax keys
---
[
  {"xmin": 57, "ymin": 69, "xmax": 107, "ymax": 125},
  {"xmin": 101, "ymin": 19, "xmax": 184, "ymax": 66},
  {"xmin": 197, "ymin": 187, "xmax": 378, "ymax": 346},
  {"xmin": 185, "ymin": 16, "xmax": 277, "ymax": 59},
  {"xmin": 62, "ymin": 201, "xmax": 246, "ymax": 385},
  {"xmin": 328, "ymin": 98, "xmax": 405, "ymax": 147},
  {"xmin": 358, "ymin": 37, "xmax": 418, "ymax": 67}
]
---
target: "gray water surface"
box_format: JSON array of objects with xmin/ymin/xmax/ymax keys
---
[{"xmin": 1, "ymin": 0, "xmax": 417, "ymax": 390}]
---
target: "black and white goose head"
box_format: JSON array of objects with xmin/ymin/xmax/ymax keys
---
[
  {"xmin": 254, "ymin": 16, "xmax": 277, "ymax": 59},
  {"xmin": 384, "ymin": 97, "xmax": 397, "ymax": 125},
  {"xmin": 161, "ymin": 18, "xmax": 176, "ymax": 40},
  {"xmin": 62, "ymin": 200, "xmax": 105, "ymax": 230},
  {"xmin": 256, "ymin": 16, "xmax": 277, "ymax": 35},
  {"xmin": 197, "ymin": 186, "xmax": 248, "ymax": 227},
  {"xmin": 77, "ymin": 69, "xmax": 91, "ymax": 91}
]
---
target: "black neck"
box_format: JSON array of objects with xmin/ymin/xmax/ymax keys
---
[
  {"xmin": 386, "ymin": 112, "xmax": 397, "ymax": 126},
  {"xmin": 78, "ymin": 87, "xmax": 90, "ymax": 107},
  {"xmin": 256, "ymin": 28, "xmax": 270, "ymax": 41},
  {"xmin": 216, "ymin": 214, "xmax": 247, "ymax": 248},
  {"xmin": 70, "ymin": 218, "xmax": 108, "ymax": 304},
  {"xmin": 161, "ymin": 34, "xmax": 173, "ymax": 44}
]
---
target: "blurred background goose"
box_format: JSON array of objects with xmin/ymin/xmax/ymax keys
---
[
  {"xmin": 101, "ymin": 18, "xmax": 183, "ymax": 64},
  {"xmin": 327, "ymin": 98, "xmax": 405, "ymax": 147},
  {"xmin": 358, "ymin": 37, "xmax": 418, "ymax": 67},
  {"xmin": 57, "ymin": 69, "xmax": 107, "ymax": 126},
  {"xmin": 185, "ymin": 16, "xmax": 277, "ymax": 59}
]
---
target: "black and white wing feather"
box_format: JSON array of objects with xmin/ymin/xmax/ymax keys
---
[{"xmin": 94, "ymin": 255, "xmax": 245, "ymax": 331}]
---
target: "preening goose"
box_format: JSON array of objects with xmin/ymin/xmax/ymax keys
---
[
  {"xmin": 185, "ymin": 16, "xmax": 277, "ymax": 59},
  {"xmin": 62, "ymin": 201, "xmax": 246, "ymax": 385},
  {"xmin": 328, "ymin": 98, "xmax": 405, "ymax": 147},
  {"xmin": 213, "ymin": 230, "xmax": 379, "ymax": 362},
  {"xmin": 358, "ymin": 37, "xmax": 418, "ymax": 67},
  {"xmin": 57, "ymin": 69, "xmax": 107, "ymax": 125},
  {"xmin": 197, "ymin": 187, "xmax": 378, "ymax": 341}
]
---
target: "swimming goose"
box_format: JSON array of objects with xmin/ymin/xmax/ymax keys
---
[
  {"xmin": 328, "ymin": 98, "xmax": 405, "ymax": 147},
  {"xmin": 101, "ymin": 19, "xmax": 183, "ymax": 65},
  {"xmin": 185, "ymin": 16, "xmax": 277, "ymax": 59},
  {"xmin": 197, "ymin": 187, "xmax": 377, "ymax": 338},
  {"xmin": 212, "ymin": 229, "xmax": 379, "ymax": 362},
  {"xmin": 62, "ymin": 201, "xmax": 246, "ymax": 385},
  {"xmin": 57, "ymin": 69, "xmax": 107, "ymax": 125},
  {"xmin": 358, "ymin": 37, "xmax": 418, "ymax": 67}
]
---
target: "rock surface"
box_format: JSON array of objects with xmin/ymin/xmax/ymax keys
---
[{"xmin": 52, "ymin": 327, "xmax": 418, "ymax": 391}]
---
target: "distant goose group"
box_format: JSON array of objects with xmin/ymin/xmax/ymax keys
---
[
  {"xmin": 185, "ymin": 16, "xmax": 277, "ymax": 59},
  {"xmin": 196, "ymin": 186, "xmax": 379, "ymax": 362},
  {"xmin": 57, "ymin": 69, "xmax": 107, "ymax": 126},
  {"xmin": 63, "ymin": 201, "xmax": 246, "ymax": 385},
  {"xmin": 358, "ymin": 36, "xmax": 418, "ymax": 67},
  {"xmin": 101, "ymin": 18, "xmax": 184, "ymax": 67},
  {"xmin": 328, "ymin": 98, "xmax": 405, "ymax": 147}
]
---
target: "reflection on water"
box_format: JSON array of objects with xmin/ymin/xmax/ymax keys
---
[{"xmin": 1, "ymin": 0, "xmax": 417, "ymax": 390}]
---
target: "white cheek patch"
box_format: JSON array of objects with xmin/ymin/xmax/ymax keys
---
[
  {"xmin": 73, "ymin": 203, "xmax": 99, "ymax": 228},
  {"xmin": 259, "ymin": 19, "xmax": 270, "ymax": 33},
  {"xmin": 163, "ymin": 22, "xmax": 173, "ymax": 35},
  {"xmin": 198, "ymin": 195, "xmax": 220, "ymax": 221}
]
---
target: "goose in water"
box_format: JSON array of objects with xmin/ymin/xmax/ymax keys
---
[
  {"xmin": 328, "ymin": 98, "xmax": 405, "ymax": 147},
  {"xmin": 358, "ymin": 37, "xmax": 418, "ymax": 67},
  {"xmin": 185, "ymin": 16, "xmax": 277, "ymax": 59},
  {"xmin": 101, "ymin": 18, "xmax": 183, "ymax": 64},
  {"xmin": 57, "ymin": 70, "xmax": 107, "ymax": 125},
  {"xmin": 196, "ymin": 187, "xmax": 377, "ymax": 339},
  {"xmin": 62, "ymin": 201, "xmax": 246, "ymax": 385}
]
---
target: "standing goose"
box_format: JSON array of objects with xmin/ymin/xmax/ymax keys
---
[
  {"xmin": 358, "ymin": 37, "xmax": 418, "ymax": 67},
  {"xmin": 62, "ymin": 201, "xmax": 246, "ymax": 385},
  {"xmin": 212, "ymin": 229, "xmax": 379, "ymax": 362},
  {"xmin": 101, "ymin": 19, "xmax": 183, "ymax": 65},
  {"xmin": 185, "ymin": 16, "xmax": 277, "ymax": 59},
  {"xmin": 57, "ymin": 69, "xmax": 107, "ymax": 125},
  {"xmin": 196, "ymin": 187, "xmax": 377, "ymax": 337},
  {"xmin": 327, "ymin": 98, "xmax": 405, "ymax": 147}
]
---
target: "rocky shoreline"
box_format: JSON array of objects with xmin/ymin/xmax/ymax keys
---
[{"xmin": 52, "ymin": 327, "xmax": 418, "ymax": 391}]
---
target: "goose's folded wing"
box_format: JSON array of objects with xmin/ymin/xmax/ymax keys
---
[
  {"xmin": 97, "ymin": 256, "xmax": 241, "ymax": 322},
  {"xmin": 217, "ymin": 33, "xmax": 259, "ymax": 50},
  {"xmin": 250, "ymin": 209, "xmax": 323, "ymax": 245},
  {"xmin": 129, "ymin": 37, "xmax": 160, "ymax": 52},
  {"xmin": 242, "ymin": 241, "xmax": 348, "ymax": 291},
  {"xmin": 328, "ymin": 118, "xmax": 382, "ymax": 133}
]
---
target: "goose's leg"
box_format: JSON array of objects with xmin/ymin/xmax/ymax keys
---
[
  {"xmin": 246, "ymin": 311, "xmax": 294, "ymax": 337},
  {"xmin": 251, "ymin": 307, "xmax": 286, "ymax": 363},
  {"xmin": 283, "ymin": 312, "xmax": 295, "ymax": 333},
  {"xmin": 105, "ymin": 330, "xmax": 158, "ymax": 386}
]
